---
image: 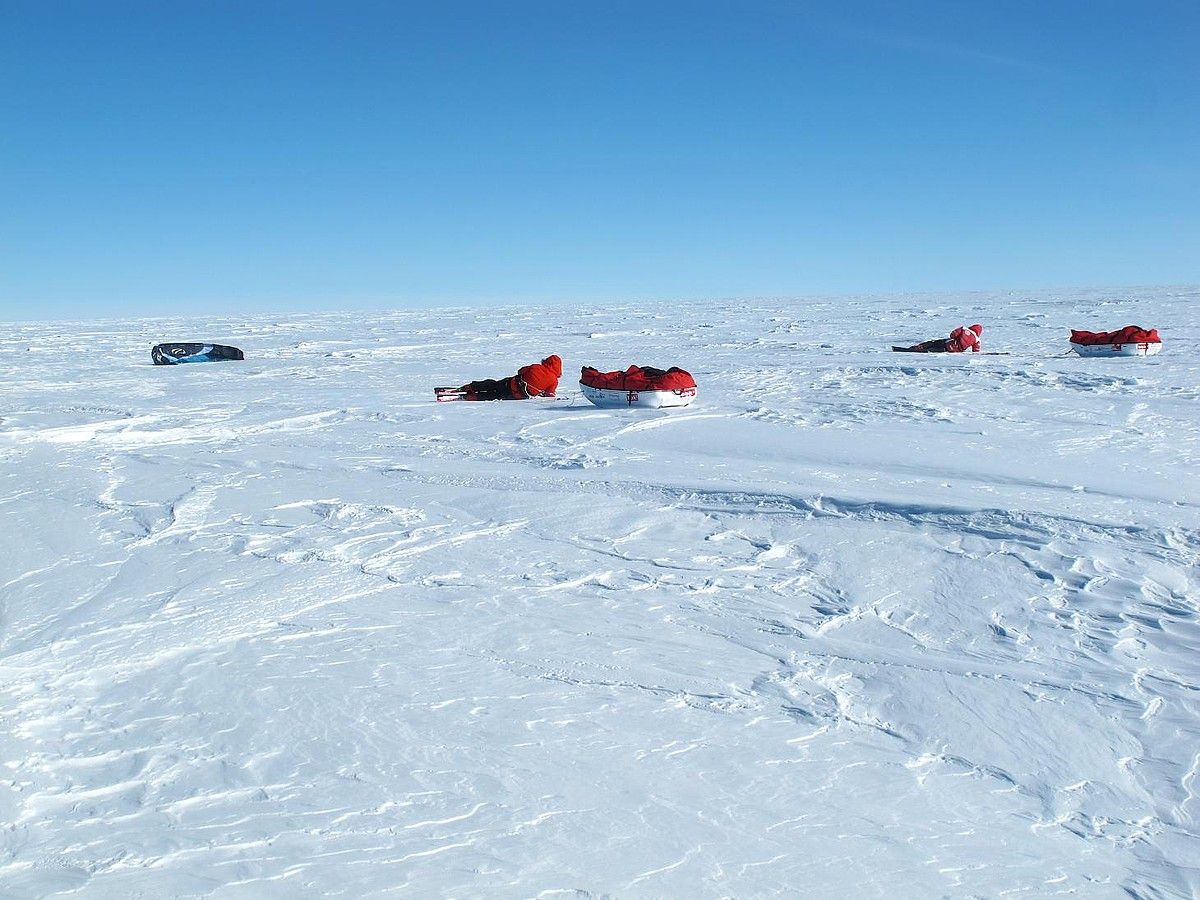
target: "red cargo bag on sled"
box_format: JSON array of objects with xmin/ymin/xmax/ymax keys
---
[
  {"xmin": 579, "ymin": 365, "xmax": 697, "ymax": 408},
  {"xmin": 1070, "ymin": 325, "xmax": 1162, "ymax": 357}
]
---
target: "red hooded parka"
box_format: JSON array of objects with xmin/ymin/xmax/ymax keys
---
[
  {"xmin": 513, "ymin": 355, "xmax": 562, "ymax": 398},
  {"xmin": 947, "ymin": 324, "xmax": 983, "ymax": 353}
]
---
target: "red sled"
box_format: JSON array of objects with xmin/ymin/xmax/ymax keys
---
[
  {"xmin": 579, "ymin": 365, "xmax": 697, "ymax": 408},
  {"xmin": 1070, "ymin": 325, "xmax": 1162, "ymax": 357}
]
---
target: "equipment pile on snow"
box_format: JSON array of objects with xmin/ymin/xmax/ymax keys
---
[
  {"xmin": 579, "ymin": 365, "xmax": 697, "ymax": 408},
  {"xmin": 152, "ymin": 343, "xmax": 245, "ymax": 365},
  {"xmin": 1069, "ymin": 326, "xmax": 1162, "ymax": 357}
]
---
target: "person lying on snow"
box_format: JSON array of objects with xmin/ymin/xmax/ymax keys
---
[
  {"xmin": 901, "ymin": 324, "xmax": 983, "ymax": 353},
  {"xmin": 457, "ymin": 354, "xmax": 563, "ymax": 400}
]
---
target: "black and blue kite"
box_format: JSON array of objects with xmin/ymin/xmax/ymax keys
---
[{"xmin": 151, "ymin": 343, "xmax": 245, "ymax": 365}]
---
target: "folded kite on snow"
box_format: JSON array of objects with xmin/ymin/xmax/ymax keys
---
[
  {"xmin": 579, "ymin": 365, "xmax": 697, "ymax": 408},
  {"xmin": 152, "ymin": 343, "xmax": 245, "ymax": 365}
]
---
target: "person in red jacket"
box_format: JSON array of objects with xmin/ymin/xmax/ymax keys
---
[
  {"xmin": 947, "ymin": 324, "xmax": 983, "ymax": 352},
  {"xmin": 899, "ymin": 324, "xmax": 983, "ymax": 353},
  {"xmin": 456, "ymin": 354, "xmax": 562, "ymax": 400}
]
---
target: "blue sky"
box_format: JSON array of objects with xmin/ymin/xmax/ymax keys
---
[{"xmin": 2, "ymin": 0, "xmax": 1197, "ymax": 319}]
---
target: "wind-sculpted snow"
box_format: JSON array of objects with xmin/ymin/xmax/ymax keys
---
[{"xmin": 1, "ymin": 288, "xmax": 1198, "ymax": 897}]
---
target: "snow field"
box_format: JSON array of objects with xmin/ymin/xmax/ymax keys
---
[{"xmin": 1, "ymin": 287, "xmax": 1198, "ymax": 897}]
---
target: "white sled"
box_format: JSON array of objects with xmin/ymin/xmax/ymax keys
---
[
  {"xmin": 580, "ymin": 384, "xmax": 696, "ymax": 409},
  {"xmin": 1070, "ymin": 341, "xmax": 1162, "ymax": 358}
]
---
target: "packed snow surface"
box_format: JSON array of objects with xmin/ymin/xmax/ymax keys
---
[{"xmin": 2, "ymin": 288, "xmax": 1198, "ymax": 898}]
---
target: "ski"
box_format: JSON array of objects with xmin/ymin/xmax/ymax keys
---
[
  {"xmin": 434, "ymin": 387, "xmax": 575, "ymax": 402},
  {"xmin": 891, "ymin": 346, "xmax": 1010, "ymax": 356}
]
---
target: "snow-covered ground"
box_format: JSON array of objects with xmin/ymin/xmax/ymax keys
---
[{"xmin": 1, "ymin": 288, "xmax": 1198, "ymax": 898}]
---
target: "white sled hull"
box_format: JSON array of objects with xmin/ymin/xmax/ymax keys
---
[
  {"xmin": 581, "ymin": 384, "xmax": 696, "ymax": 409},
  {"xmin": 1071, "ymin": 341, "xmax": 1162, "ymax": 358}
]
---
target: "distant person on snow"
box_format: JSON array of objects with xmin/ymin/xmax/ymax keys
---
[
  {"xmin": 455, "ymin": 354, "xmax": 563, "ymax": 400},
  {"xmin": 900, "ymin": 324, "xmax": 983, "ymax": 353}
]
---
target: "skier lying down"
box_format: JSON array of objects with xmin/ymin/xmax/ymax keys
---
[
  {"xmin": 442, "ymin": 354, "xmax": 562, "ymax": 401},
  {"xmin": 895, "ymin": 324, "xmax": 983, "ymax": 353}
]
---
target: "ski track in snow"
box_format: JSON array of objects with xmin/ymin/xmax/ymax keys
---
[{"xmin": 1, "ymin": 288, "xmax": 1198, "ymax": 897}]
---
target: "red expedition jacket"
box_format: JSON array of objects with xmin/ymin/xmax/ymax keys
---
[
  {"xmin": 947, "ymin": 324, "xmax": 983, "ymax": 353},
  {"xmin": 513, "ymin": 355, "xmax": 562, "ymax": 398}
]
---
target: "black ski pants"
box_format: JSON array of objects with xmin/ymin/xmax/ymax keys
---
[{"xmin": 462, "ymin": 378, "xmax": 521, "ymax": 401}]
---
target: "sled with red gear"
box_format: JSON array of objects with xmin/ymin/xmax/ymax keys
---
[
  {"xmin": 1069, "ymin": 326, "xmax": 1162, "ymax": 358},
  {"xmin": 579, "ymin": 365, "xmax": 697, "ymax": 409}
]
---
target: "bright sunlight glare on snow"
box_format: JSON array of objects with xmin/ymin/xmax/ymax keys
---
[{"xmin": 1, "ymin": 287, "xmax": 1197, "ymax": 897}]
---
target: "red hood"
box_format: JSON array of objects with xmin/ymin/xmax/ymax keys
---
[{"xmin": 542, "ymin": 355, "xmax": 562, "ymax": 377}]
